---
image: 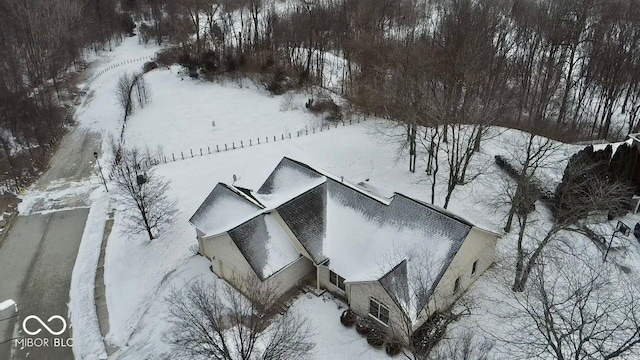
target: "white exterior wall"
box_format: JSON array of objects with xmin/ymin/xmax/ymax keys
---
[
  {"xmin": 264, "ymin": 256, "xmax": 315, "ymax": 297},
  {"xmin": 198, "ymin": 233, "xmax": 314, "ymax": 298},
  {"xmin": 318, "ymin": 265, "xmax": 348, "ymax": 299},
  {"xmin": 348, "ymin": 281, "xmax": 408, "ymax": 340},
  {"xmin": 417, "ymin": 228, "xmax": 498, "ymax": 327},
  {"xmin": 199, "ymin": 233, "xmax": 254, "ymax": 287}
]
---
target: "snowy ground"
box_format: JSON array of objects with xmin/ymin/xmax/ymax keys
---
[
  {"xmin": 14, "ymin": 35, "xmax": 162, "ymax": 359},
  {"xmin": 29, "ymin": 33, "xmax": 639, "ymax": 360},
  {"xmin": 122, "ymin": 66, "xmax": 323, "ymax": 158},
  {"xmin": 103, "ymin": 113, "xmax": 584, "ymax": 359}
]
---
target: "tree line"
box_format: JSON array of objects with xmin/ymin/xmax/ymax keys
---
[{"xmin": 0, "ymin": 0, "xmax": 134, "ymax": 191}]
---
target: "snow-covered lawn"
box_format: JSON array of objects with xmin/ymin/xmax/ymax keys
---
[
  {"xmin": 63, "ymin": 33, "xmax": 640, "ymax": 360},
  {"xmin": 104, "ymin": 117, "xmax": 566, "ymax": 357},
  {"xmin": 75, "ymin": 36, "xmax": 161, "ymax": 143},
  {"xmin": 113, "ymin": 260, "xmax": 389, "ymax": 359},
  {"xmin": 292, "ymin": 294, "xmax": 389, "ymax": 360},
  {"xmin": 123, "ymin": 67, "xmax": 324, "ymax": 158}
]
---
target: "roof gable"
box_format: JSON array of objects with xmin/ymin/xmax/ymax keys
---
[
  {"xmin": 190, "ymin": 157, "xmax": 487, "ymax": 304},
  {"xmin": 228, "ymin": 213, "xmax": 301, "ymax": 280},
  {"xmin": 189, "ymin": 183, "xmax": 261, "ymax": 236},
  {"xmin": 276, "ymin": 182, "xmax": 327, "ymax": 264}
]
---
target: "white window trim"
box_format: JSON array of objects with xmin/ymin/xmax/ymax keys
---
[
  {"xmin": 368, "ymin": 298, "xmax": 390, "ymax": 326},
  {"xmin": 368, "ymin": 313, "xmax": 389, "ymax": 327}
]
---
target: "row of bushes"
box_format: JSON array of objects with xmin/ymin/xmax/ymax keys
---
[
  {"xmin": 155, "ymin": 46, "xmax": 315, "ymax": 95},
  {"xmin": 340, "ymin": 309, "xmax": 402, "ymax": 356}
]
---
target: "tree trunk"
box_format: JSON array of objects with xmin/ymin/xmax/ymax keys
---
[
  {"xmin": 409, "ymin": 124, "xmax": 416, "ymax": 173},
  {"xmin": 513, "ymin": 227, "xmax": 554, "ymax": 292}
]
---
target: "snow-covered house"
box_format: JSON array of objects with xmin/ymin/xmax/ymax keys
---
[{"xmin": 189, "ymin": 157, "xmax": 500, "ymax": 338}]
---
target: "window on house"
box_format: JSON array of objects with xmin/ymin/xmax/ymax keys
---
[
  {"xmin": 329, "ymin": 270, "xmax": 345, "ymax": 291},
  {"xmin": 453, "ymin": 277, "xmax": 461, "ymax": 293},
  {"xmin": 471, "ymin": 260, "xmax": 478, "ymax": 275},
  {"xmin": 369, "ymin": 298, "xmax": 389, "ymax": 325}
]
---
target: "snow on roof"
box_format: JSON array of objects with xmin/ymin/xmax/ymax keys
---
[
  {"xmin": 190, "ymin": 157, "xmax": 479, "ymax": 317},
  {"xmin": 257, "ymin": 157, "xmax": 325, "ymax": 208},
  {"xmin": 592, "ymin": 138, "xmax": 634, "ymax": 154},
  {"xmin": 228, "ymin": 213, "xmax": 301, "ymax": 280},
  {"xmin": 189, "ymin": 183, "xmax": 262, "ymax": 236},
  {"xmin": 322, "ymin": 181, "xmax": 470, "ymax": 283},
  {"xmin": 277, "ymin": 183, "xmax": 328, "ymax": 264}
]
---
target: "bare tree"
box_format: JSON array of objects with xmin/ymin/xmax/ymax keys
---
[
  {"xmin": 504, "ymin": 253, "xmax": 640, "ymax": 359},
  {"xmin": 166, "ymin": 276, "xmax": 315, "ymax": 360},
  {"xmin": 114, "ymin": 72, "xmax": 151, "ymax": 123},
  {"xmin": 512, "ymin": 160, "xmax": 633, "ymax": 292},
  {"xmin": 378, "ymin": 245, "xmax": 472, "ymax": 358},
  {"xmin": 502, "ymin": 133, "xmax": 563, "ymax": 232},
  {"xmin": 112, "ymin": 146, "xmax": 177, "ymax": 241},
  {"xmin": 114, "ymin": 73, "xmax": 136, "ymax": 123},
  {"xmin": 431, "ymin": 330, "xmax": 495, "ymax": 360}
]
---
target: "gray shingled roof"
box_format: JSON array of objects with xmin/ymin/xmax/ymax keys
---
[
  {"xmin": 228, "ymin": 213, "xmax": 301, "ymax": 281},
  {"xmin": 191, "ymin": 157, "xmax": 480, "ymax": 320},
  {"xmin": 277, "ymin": 182, "xmax": 328, "ymax": 264},
  {"xmin": 189, "ymin": 183, "xmax": 262, "ymax": 236}
]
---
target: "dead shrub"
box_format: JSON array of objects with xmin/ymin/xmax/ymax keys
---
[
  {"xmin": 385, "ymin": 338, "xmax": 402, "ymax": 356},
  {"xmin": 340, "ymin": 309, "xmax": 357, "ymax": 327},
  {"xmin": 355, "ymin": 318, "xmax": 373, "ymax": 336},
  {"xmin": 143, "ymin": 61, "xmax": 158, "ymax": 73},
  {"xmin": 156, "ymin": 47, "xmax": 182, "ymax": 67},
  {"xmin": 305, "ymin": 96, "xmax": 341, "ymax": 121},
  {"xmin": 366, "ymin": 327, "xmax": 386, "ymax": 348}
]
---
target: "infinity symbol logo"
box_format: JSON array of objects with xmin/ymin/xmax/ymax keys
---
[{"xmin": 22, "ymin": 315, "xmax": 67, "ymax": 336}]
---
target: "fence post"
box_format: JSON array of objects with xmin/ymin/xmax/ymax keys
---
[
  {"xmin": 258, "ymin": 138, "xmax": 260, "ymax": 144},
  {"xmin": 250, "ymin": 139, "xmax": 252, "ymax": 146},
  {"xmin": 306, "ymin": 129, "xmax": 308, "ymax": 135},
  {"xmin": 200, "ymin": 148, "xmax": 202, "ymax": 156},
  {"xmin": 164, "ymin": 155, "xmax": 167, "ymax": 163},
  {"xmin": 233, "ymin": 142, "xmax": 235, "ymax": 149},
  {"xmin": 208, "ymin": 146, "xmax": 211, "ymax": 154},
  {"xmin": 282, "ymin": 134, "xmax": 284, "ymax": 140},
  {"xmin": 313, "ymin": 128, "xmax": 315, "ymax": 133},
  {"xmin": 225, "ymin": 144, "xmax": 228, "ymax": 151},
  {"xmin": 274, "ymin": 136, "xmax": 276, "ymax": 142},
  {"xmin": 181, "ymin": 151, "xmax": 184, "ymax": 159},
  {"xmin": 266, "ymin": 137, "xmax": 268, "ymax": 143},
  {"xmin": 217, "ymin": 145, "xmax": 220, "ymax": 152},
  {"xmin": 190, "ymin": 149, "xmax": 193, "ymax": 157},
  {"xmin": 241, "ymin": 141, "xmax": 243, "ymax": 148},
  {"xmin": 172, "ymin": 153, "xmax": 175, "ymax": 161}
]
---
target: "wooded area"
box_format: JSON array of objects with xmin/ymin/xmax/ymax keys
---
[
  {"xmin": 130, "ymin": 0, "xmax": 640, "ymax": 137},
  {"xmin": 0, "ymin": 0, "xmax": 133, "ymax": 190},
  {"xmin": 129, "ymin": 0, "xmax": 640, "ymax": 202},
  {"xmin": 2, "ymin": 0, "xmax": 639, "ymax": 192}
]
